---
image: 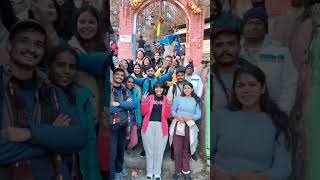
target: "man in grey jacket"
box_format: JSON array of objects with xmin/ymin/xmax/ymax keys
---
[{"xmin": 240, "ymin": 7, "xmax": 298, "ymax": 114}]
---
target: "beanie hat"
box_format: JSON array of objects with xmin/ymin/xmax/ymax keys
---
[{"xmin": 243, "ymin": 7, "xmax": 268, "ymax": 26}]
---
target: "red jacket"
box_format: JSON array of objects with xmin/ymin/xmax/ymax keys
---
[{"xmin": 141, "ymin": 95, "xmax": 172, "ymax": 136}]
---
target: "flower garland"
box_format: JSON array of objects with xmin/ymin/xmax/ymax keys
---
[
  {"xmin": 188, "ymin": 1, "xmax": 202, "ymax": 14},
  {"xmin": 129, "ymin": 0, "xmax": 144, "ymax": 9}
]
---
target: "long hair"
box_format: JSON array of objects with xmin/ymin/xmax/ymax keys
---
[
  {"xmin": 47, "ymin": 46, "xmax": 79, "ymax": 104},
  {"xmin": 181, "ymin": 81, "xmax": 201, "ymax": 107},
  {"xmin": 133, "ymin": 64, "xmax": 144, "ymax": 78},
  {"xmin": 73, "ymin": 5, "xmax": 106, "ymax": 52},
  {"xmin": 124, "ymin": 76, "xmax": 135, "ymax": 90},
  {"xmin": 229, "ymin": 65, "xmax": 292, "ymax": 149},
  {"xmin": 29, "ymin": 0, "xmax": 62, "ymax": 33}
]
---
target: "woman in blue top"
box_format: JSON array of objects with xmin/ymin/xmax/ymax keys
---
[
  {"xmin": 170, "ymin": 81, "xmax": 202, "ymax": 180},
  {"xmin": 212, "ymin": 65, "xmax": 292, "ymax": 180},
  {"xmin": 48, "ymin": 46, "xmax": 102, "ymax": 180},
  {"xmin": 124, "ymin": 76, "xmax": 142, "ymax": 148}
]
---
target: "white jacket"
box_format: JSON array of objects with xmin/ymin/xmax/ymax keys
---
[
  {"xmin": 240, "ymin": 36, "xmax": 298, "ymax": 113},
  {"xmin": 169, "ymin": 119, "xmax": 199, "ymax": 155},
  {"xmin": 185, "ymin": 74, "xmax": 204, "ymax": 98}
]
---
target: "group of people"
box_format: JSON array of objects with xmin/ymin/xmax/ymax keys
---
[
  {"xmin": 212, "ymin": 0, "xmax": 314, "ymax": 179},
  {"xmin": 0, "ymin": 0, "xmax": 114, "ymax": 180},
  {"xmin": 109, "ymin": 35, "xmax": 210, "ymax": 179},
  {"xmin": 0, "ymin": 1, "xmax": 211, "ymax": 180}
]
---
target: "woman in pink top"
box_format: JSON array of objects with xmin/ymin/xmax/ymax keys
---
[{"xmin": 140, "ymin": 81, "xmax": 172, "ymax": 180}]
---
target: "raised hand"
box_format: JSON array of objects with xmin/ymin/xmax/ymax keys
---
[{"xmin": 141, "ymin": 92, "xmax": 149, "ymax": 101}]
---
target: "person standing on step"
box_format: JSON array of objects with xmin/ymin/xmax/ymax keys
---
[
  {"xmin": 184, "ymin": 63, "xmax": 203, "ymax": 161},
  {"xmin": 109, "ymin": 68, "xmax": 138, "ymax": 180},
  {"xmin": 167, "ymin": 66, "xmax": 188, "ymax": 160},
  {"xmin": 170, "ymin": 82, "xmax": 202, "ymax": 180},
  {"xmin": 140, "ymin": 82, "xmax": 172, "ymax": 180},
  {"xmin": 135, "ymin": 64, "xmax": 174, "ymax": 158}
]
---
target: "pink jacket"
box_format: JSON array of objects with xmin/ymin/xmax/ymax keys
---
[{"xmin": 141, "ymin": 95, "xmax": 172, "ymax": 136}]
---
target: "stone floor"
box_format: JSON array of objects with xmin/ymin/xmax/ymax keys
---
[{"xmin": 122, "ymin": 143, "xmax": 210, "ymax": 180}]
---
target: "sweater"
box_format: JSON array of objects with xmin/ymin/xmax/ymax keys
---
[
  {"xmin": 212, "ymin": 109, "xmax": 292, "ymax": 180},
  {"xmin": 171, "ymin": 96, "xmax": 201, "ymax": 121},
  {"xmin": 140, "ymin": 95, "xmax": 172, "ymax": 136}
]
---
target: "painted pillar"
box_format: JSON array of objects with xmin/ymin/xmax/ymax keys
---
[{"xmin": 118, "ymin": 0, "xmax": 134, "ymax": 61}]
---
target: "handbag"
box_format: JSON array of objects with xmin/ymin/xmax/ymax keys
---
[{"xmin": 109, "ymin": 111, "xmax": 129, "ymax": 130}]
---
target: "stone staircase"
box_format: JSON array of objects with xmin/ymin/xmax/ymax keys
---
[{"xmin": 123, "ymin": 143, "xmax": 210, "ymax": 180}]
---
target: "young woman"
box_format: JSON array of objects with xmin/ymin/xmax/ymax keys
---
[
  {"xmin": 212, "ymin": 65, "xmax": 292, "ymax": 180},
  {"xmin": 170, "ymin": 82, "xmax": 202, "ymax": 180},
  {"xmin": 153, "ymin": 52, "xmax": 162, "ymax": 71},
  {"xmin": 124, "ymin": 76, "xmax": 142, "ymax": 148},
  {"xmin": 68, "ymin": 5, "xmax": 108, "ymax": 122},
  {"xmin": 119, "ymin": 59, "xmax": 129, "ymax": 77},
  {"xmin": 48, "ymin": 47, "xmax": 102, "ymax": 180},
  {"xmin": 142, "ymin": 56, "xmax": 152, "ymax": 73},
  {"xmin": 131, "ymin": 64, "xmax": 146, "ymax": 78},
  {"xmin": 29, "ymin": 0, "xmax": 63, "ymax": 47},
  {"xmin": 136, "ymin": 48, "xmax": 145, "ymax": 65},
  {"xmin": 140, "ymin": 82, "xmax": 172, "ymax": 180}
]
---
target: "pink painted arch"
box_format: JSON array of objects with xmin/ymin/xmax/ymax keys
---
[{"xmin": 118, "ymin": 0, "xmax": 204, "ymax": 66}]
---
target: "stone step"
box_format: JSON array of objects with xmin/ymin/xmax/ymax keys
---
[{"xmin": 123, "ymin": 144, "xmax": 210, "ymax": 179}]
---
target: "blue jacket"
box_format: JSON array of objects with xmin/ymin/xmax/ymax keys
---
[
  {"xmin": 128, "ymin": 88, "xmax": 142, "ymax": 126},
  {"xmin": 134, "ymin": 70, "xmax": 174, "ymax": 95},
  {"xmin": 110, "ymin": 86, "xmax": 138, "ymax": 114},
  {"xmin": 74, "ymin": 86, "xmax": 102, "ymax": 180}
]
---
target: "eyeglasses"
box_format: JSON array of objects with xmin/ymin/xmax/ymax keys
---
[{"xmin": 127, "ymin": 81, "xmax": 134, "ymax": 83}]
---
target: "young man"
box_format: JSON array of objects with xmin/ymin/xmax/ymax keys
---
[
  {"xmin": 240, "ymin": 7, "xmax": 298, "ymax": 114},
  {"xmin": 155, "ymin": 55, "xmax": 173, "ymax": 77},
  {"xmin": 185, "ymin": 63, "xmax": 203, "ymax": 99},
  {"xmin": 212, "ymin": 13, "xmax": 252, "ymax": 109},
  {"xmin": 0, "ymin": 20, "xmax": 87, "ymax": 180},
  {"xmin": 135, "ymin": 65, "xmax": 174, "ymax": 95},
  {"xmin": 110, "ymin": 68, "xmax": 138, "ymax": 180},
  {"xmin": 167, "ymin": 67, "xmax": 187, "ymax": 102}
]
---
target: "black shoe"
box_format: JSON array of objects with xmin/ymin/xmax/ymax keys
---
[
  {"xmin": 172, "ymin": 173, "xmax": 180, "ymax": 180},
  {"xmin": 191, "ymin": 154, "xmax": 197, "ymax": 161},
  {"xmin": 146, "ymin": 176, "xmax": 152, "ymax": 179},
  {"xmin": 171, "ymin": 152, "xmax": 175, "ymax": 161},
  {"xmin": 155, "ymin": 177, "xmax": 161, "ymax": 180},
  {"xmin": 140, "ymin": 150, "xmax": 145, "ymax": 157},
  {"xmin": 184, "ymin": 173, "xmax": 192, "ymax": 180}
]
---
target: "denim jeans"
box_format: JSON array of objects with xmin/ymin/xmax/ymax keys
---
[{"xmin": 109, "ymin": 126, "xmax": 126, "ymax": 179}]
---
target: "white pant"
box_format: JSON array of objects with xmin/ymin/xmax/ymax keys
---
[{"xmin": 142, "ymin": 121, "xmax": 168, "ymax": 177}]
